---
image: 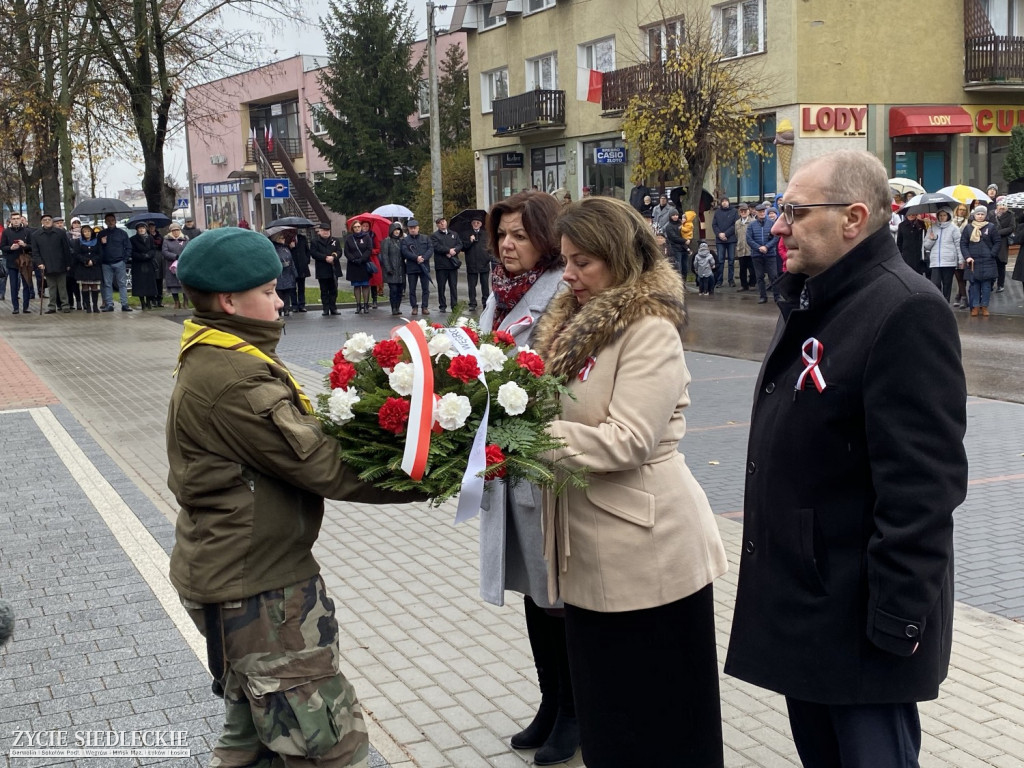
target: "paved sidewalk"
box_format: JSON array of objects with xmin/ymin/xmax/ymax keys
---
[{"xmin": 1, "ymin": 306, "xmax": 1023, "ymax": 767}]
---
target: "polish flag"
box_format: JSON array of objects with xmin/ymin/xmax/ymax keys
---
[
  {"xmin": 265, "ymin": 124, "xmax": 274, "ymax": 153},
  {"xmin": 576, "ymin": 67, "xmax": 603, "ymax": 104}
]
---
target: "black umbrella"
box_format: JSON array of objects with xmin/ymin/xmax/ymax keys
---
[
  {"xmin": 449, "ymin": 209, "xmax": 488, "ymax": 236},
  {"xmin": 126, "ymin": 212, "xmax": 172, "ymax": 229},
  {"xmin": 268, "ymin": 216, "xmax": 316, "ymax": 228},
  {"xmin": 70, "ymin": 197, "xmax": 133, "ymax": 217},
  {"xmin": 897, "ymin": 192, "xmax": 959, "ymax": 216}
]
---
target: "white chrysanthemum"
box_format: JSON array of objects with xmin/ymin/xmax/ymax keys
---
[
  {"xmin": 497, "ymin": 381, "xmax": 529, "ymax": 416},
  {"xmin": 453, "ymin": 316, "xmax": 470, "ymax": 329},
  {"xmin": 416, "ymin": 319, "xmax": 431, "ymax": 335},
  {"xmin": 435, "ymin": 392, "xmax": 472, "ymax": 430},
  {"xmin": 328, "ymin": 387, "xmax": 361, "ymax": 424},
  {"xmin": 343, "ymin": 332, "xmax": 376, "ymax": 362},
  {"xmin": 388, "ymin": 362, "xmax": 415, "ymax": 396},
  {"xmin": 427, "ymin": 333, "xmax": 451, "ymax": 358},
  {"xmin": 477, "ymin": 344, "xmax": 507, "ymax": 373}
]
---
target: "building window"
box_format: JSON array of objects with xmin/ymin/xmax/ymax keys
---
[
  {"xmin": 526, "ymin": 0, "xmax": 554, "ymax": 13},
  {"xmin": 968, "ymin": 136, "xmax": 1010, "ymax": 191},
  {"xmin": 578, "ymin": 37, "xmax": 615, "ymax": 73},
  {"xmin": 310, "ymin": 103, "xmax": 328, "ymax": 135},
  {"xmin": 981, "ymin": 0, "xmax": 1024, "ymax": 35},
  {"xmin": 481, "ymin": 68, "xmax": 509, "ymax": 113},
  {"xmin": 643, "ymin": 19, "xmax": 684, "ymax": 63},
  {"xmin": 715, "ymin": 0, "xmax": 765, "ymax": 59},
  {"xmin": 582, "ymin": 138, "xmax": 627, "ymax": 199},
  {"xmin": 526, "ymin": 53, "xmax": 558, "ymax": 91},
  {"xmin": 719, "ymin": 114, "xmax": 776, "ymax": 204},
  {"xmin": 418, "ymin": 80, "xmax": 430, "ymax": 118},
  {"xmin": 481, "ymin": 1, "xmax": 505, "ymax": 29},
  {"xmin": 488, "ymin": 153, "xmax": 518, "ymax": 204},
  {"xmin": 531, "ymin": 145, "xmax": 566, "ymax": 193}
]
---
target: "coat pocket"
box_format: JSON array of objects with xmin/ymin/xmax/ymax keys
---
[
  {"xmin": 798, "ymin": 508, "xmax": 829, "ymax": 596},
  {"xmin": 584, "ymin": 476, "xmax": 656, "ymax": 528}
]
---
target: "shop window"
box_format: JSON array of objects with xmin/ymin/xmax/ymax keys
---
[
  {"xmin": 720, "ymin": 115, "xmax": 776, "ymax": 204},
  {"xmin": 531, "ymin": 145, "xmax": 566, "ymax": 193},
  {"xmin": 582, "ymin": 138, "xmax": 627, "ymax": 199}
]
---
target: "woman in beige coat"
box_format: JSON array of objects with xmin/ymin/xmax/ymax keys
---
[{"xmin": 533, "ymin": 196, "xmax": 728, "ymax": 768}]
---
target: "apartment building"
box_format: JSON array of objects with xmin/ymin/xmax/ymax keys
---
[{"xmin": 451, "ymin": 0, "xmax": 1024, "ymax": 208}]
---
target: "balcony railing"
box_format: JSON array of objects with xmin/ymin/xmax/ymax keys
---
[
  {"xmin": 245, "ymin": 136, "xmax": 302, "ymax": 162},
  {"xmin": 492, "ymin": 90, "xmax": 565, "ymax": 135},
  {"xmin": 965, "ymin": 34, "xmax": 1024, "ymax": 85},
  {"xmin": 601, "ymin": 62, "xmax": 684, "ymax": 114}
]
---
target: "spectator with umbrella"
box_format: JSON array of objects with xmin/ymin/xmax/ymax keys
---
[
  {"xmin": 379, "ymin": 221, "xmax": 406, "ymax": 316},
  {"xmin": 923, "ymin": 205, "xmax": 963, "ymax": 302},
  {"xmin": 129, "ymin": 222, "xmax": 160, "ymax": 309},
  {"xmin": 99, "ymin": 213, "xmax": 132, "ymax": 311},
  {"xmin": 960, "ymin": 205, "xmax": 1000, "ymax": 316},
  {"xmin": 290, "ymin": 230, "xmax": 311, "ymax": 312},
  {"xmin": 162, "ymin": 223, "xmax": 189, "ymax": 310},
  {"xmin": 266, "ymin": 227, "xmax": 298, "ymax": 316},
  {"xmin": 344, "ymin": 220, "xmax": 374, "ymax": 314},
  {"xmin": 463, "ymin": 215, "xmax": 491, "ymax": 311}
]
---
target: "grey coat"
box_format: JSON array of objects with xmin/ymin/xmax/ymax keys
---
[
  {"xmin": 162, "ymin": 235, "xmax": 187, "ymax": 291},
  {"xmin": 478, "ymin": 268, "xmax": 567, "ymax": 607}
]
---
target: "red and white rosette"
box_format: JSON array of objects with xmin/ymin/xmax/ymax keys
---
[
  {"xmin": 795, "ymin": 337, "xmax": 827, "ymax": 393},
  {"xmin": 395, "ymin": 321, "xmax": 434, "ymax": 481}
]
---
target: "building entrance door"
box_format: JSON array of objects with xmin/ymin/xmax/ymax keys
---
[{"xmin": 892, "ymin": 137, "xmax": 951, "ymax": 190}]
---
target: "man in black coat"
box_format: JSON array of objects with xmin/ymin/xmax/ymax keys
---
[
  {"xmin": 1, "ymin": 212, "xmax": 33, "ymax": 313},
  {"xmin": 462, "ymin": 216, "xmax": 490, "ymax": 311},
  {"xmin": 309, "ymin": 223, "xmax": 342, "ymax": 316},
  {"xmin": 290, "ymin": 232, "xmax": 311, "ymax": 312},
  {"xmin": 725, "ymin": 150, "xmax": 968, "ymax": 767},
  {"xmin": 33, "ymin": 214, "xmax": 73, "ymax": 313},
  {"xmin": 895, "ymin": 213, "xmax": 926, "ymax": 275},
  {"xmin": 430, "ymin": 217, "xmax": 462, "ymax": 314},
  {"xmin": 401, "ymin": 219, "xmax": 432, "ymax": 315}
]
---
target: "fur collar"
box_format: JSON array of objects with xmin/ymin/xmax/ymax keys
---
[{"xmin": 534, "ymin": 257, "xmax": 686, "ymax": 379}]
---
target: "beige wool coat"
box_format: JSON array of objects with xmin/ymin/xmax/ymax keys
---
[{"xmin": 533, "ymin": 258, "xmax": 728, "ymax": 612}]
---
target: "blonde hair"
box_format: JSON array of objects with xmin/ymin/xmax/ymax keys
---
[{"xmin": 555, "ymin": 197, "xmax": 661, "ymax": 284}]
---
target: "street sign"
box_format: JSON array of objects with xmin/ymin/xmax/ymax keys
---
[
  {"xmin": 263, "ymin": 178, "xmax": 291, "ymax": 199},
  {"xmin": 176, "ymin": 198, "xmax": 189, "ymax": 209},
  {"xmin": 594, "ymin": 147, "xmax": 626, "ymax": 164}
]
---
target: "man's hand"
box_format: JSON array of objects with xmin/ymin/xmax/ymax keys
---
[
  {"xmin": 417, "ymin": 256, "xmax": 424, "ymax": 263},
  {"xmin": 719, "ymin": 232, "xmax": 727, "ymax": 240},
  {"xmin": 759, "ymin": 246, "xmax": 767, "ymax": 254},
  {"xmin": 449, "ymin": 248, "xmax": 456, "ymax": 256},
  {"xmin": 37, "ymin": 264, "xmax": 45, "ymax": 272},
  {"xmin": 326, "ymin": 255, "xmax": 334, "ymax": 263}
]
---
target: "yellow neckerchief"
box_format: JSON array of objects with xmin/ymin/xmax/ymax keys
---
[{"xmin": 174, "ymin": 318, "xmax": 313, "ymax": 414}]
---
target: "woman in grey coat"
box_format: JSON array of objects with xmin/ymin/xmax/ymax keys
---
[
  {"xmin": 478, "ymin": 191, "xmax": 576, "ymax": 765},
  {"xmin": 161, "ymin": 223, "xmax": 188, "ymax": 309}
]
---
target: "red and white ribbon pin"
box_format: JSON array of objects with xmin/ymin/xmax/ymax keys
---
[
  {"xmin": 578, "ymin": 355, "xmax": 597, "ymax": 382},
  {"xmin": 795, "ymin": 337, "xmax": 827, "ymax": 393}
]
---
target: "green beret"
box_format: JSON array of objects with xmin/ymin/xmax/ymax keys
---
[{"xmin": 176, "ymin": 227, "xmax": 282, "ymax": 292}]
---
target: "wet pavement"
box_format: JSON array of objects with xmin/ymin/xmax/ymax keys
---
[{"xmin": 0, "ymin": 271, "xmax": 1022, "ymax": 767}]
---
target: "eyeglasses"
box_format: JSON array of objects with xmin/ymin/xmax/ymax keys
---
[{"xmin": 781, "ymin": 202, "xmax": 853, "ymax": 225}]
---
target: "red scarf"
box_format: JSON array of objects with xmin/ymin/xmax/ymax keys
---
[{"xmin": 490, "ymin": 262, "xmax": 544, "ymax": 330}]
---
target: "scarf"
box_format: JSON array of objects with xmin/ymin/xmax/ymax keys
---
[
  {"xmin": 79, "ymin": 237, "xmax": 97, "ymax": 247},
  {"xmin": 970, "ymin": 220, "xmax": 987, "ymax": 243},
  {"xmin": 489, "ymin": 262, "xmax": 544, "ymax": 330},
  {"xmin": 174, "ymin": 318, "xmax": 313, "ymax": 414}
]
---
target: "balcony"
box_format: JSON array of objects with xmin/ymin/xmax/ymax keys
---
[
  {"xmin": 492, "ymin": 90, "xmax": 565, "ymax": 135},
  {"xmin": 600, "ymin": 62, "xmax": 683, "ymax": 115},
  {"xmin": 965, "ymin": 35, "xmax": 1024, "ymax": 88},
  {"xmin": 245, "ymin": 136, "xmax": 302, "ymax": 162}
]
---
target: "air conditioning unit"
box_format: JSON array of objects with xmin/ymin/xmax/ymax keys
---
[{"xmin": 210, "ymin": 154, "xmax": 227, "ymax": 165}]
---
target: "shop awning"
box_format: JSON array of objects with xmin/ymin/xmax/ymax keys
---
[{"xmin": 889, "ymin": 106, "xmax": 973, "ymax": 136}]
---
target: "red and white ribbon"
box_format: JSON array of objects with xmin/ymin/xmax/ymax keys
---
[
  {"xmin": 395, "ymin": 321, "xmax": 434, "ymax": 480},
  {"xmin": 578, "ymin": 355, "xmax": 597, "ymax": 382},
  {"xmin": 795, "ymin": 337, "xmax": 827, "ymax": 393}
]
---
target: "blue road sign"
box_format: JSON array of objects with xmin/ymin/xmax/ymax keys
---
[
  {"xmin": 263, "ymin": 178, "xmax": 291, "ymax": 199},
  {"xmin": 176, "ymin": 198, "xmax": 189, "ymax": 209}
]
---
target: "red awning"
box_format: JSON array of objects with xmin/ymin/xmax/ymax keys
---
[{"xmin": 889, "ymin": 106, "xmax": 973, "ymax": 136}]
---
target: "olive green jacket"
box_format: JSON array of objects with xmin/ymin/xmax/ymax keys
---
[{"xmin": 167, "ymin": 311, "xmax": 387, "ymax": 603}]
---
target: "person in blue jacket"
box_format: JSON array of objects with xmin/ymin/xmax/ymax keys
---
[
  {"xmin": 745, "ymin": 203, "xmax": 780, "ymax": 304},
  {"xmin": 99, "ymin": 213, "xmax": 132, "ymax": 311}
]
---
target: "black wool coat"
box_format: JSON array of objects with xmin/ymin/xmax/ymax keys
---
[
  {"xmin": 463, "ymin": 229, "xmax": 491, "ymax": 273},
  {"xmin": 724, "ymin": 225, "xmax": 968, "ymax": 706},
  {"xmin": 310, "ymin": 235, "xmax": 342, "ymax": 280}
]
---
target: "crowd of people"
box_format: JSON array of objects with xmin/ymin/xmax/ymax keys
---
[
  {"xmin": 0, "ymin": 214, "xmax": 205, "ymax": 314},
  {"xmin": 156, "ymin": 150, "xmax": 971, "ymax": 768},
  {"xmin": 892, "ymin": 182, "xmax": 1023, "ymax": 317}
]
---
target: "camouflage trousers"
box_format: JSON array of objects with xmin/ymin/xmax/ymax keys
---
[{"xmin": 184, "ymin": 575, "xmax": 368, "ymax": 768}]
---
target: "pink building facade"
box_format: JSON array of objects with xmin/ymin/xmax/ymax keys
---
[{"xmin": 184, "ymin": 34, "xmax": 467, "ymax": 231}]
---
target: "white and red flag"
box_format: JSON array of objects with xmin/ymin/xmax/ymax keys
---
[{"xmin": 576, "ymin": 67, "xmax": 603, "ymax": 104}]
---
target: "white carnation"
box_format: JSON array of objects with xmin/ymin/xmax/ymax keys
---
[
  {"xmin": 477, "ymin": 344, "xmax": 507, "ymax": 373},
  {"xmin": 497, "ymin": 381, "xmax": 529, "ymax": 416},
  {"xmin": 343, "ymin": 332, "xmax": 376, "ymax": 362},
  {"xmin": 517, "ymin": 344, "xmax": 535, "ymax": 355},
  {"xmin": 388, "ymin": 362, "xmax": 416, "ymax": 396},
  {"xmin": 328, "ymin": 387, "xmax": 361, "ymax": 424},
  {"xmin": 427, "ymin": 333, "xmax": 452, "ymax": 358},
  {"xmin": 416, "ymin": 319, "xmax": 431, "ymax": 335},
  {"xmin": 435, "ymin": 392, "xmax": 472, "ymax": 430},
  {"xmin": 453, "ymin": 316, "xmax": 470, "ymax": 329}
]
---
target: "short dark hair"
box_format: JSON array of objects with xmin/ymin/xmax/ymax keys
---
[
  {"xmin": 182, "ymin": 285, "xmax": 217, "ymax": 311},
  {"xmin": 487, "ymin": 191, "xmax": 564, "ymax": 271}
]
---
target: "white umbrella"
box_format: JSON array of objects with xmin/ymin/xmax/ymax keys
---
[
  {"xmin": 372, "ymin": 203, "xmax": 414, "ymax": 218},
  {"xmin": 1000, "ymin": 192, "xmax": 1024, "ymax": 209},
  {"xmin": 888, "ymin": 177, "xmax": 925, "ymax": 197}
]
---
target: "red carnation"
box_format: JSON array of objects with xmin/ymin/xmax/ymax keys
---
[
  {"xmin": 492, "ymin": 330, "xmax": 516, "ymax": 347},
  {"xmin": 431, "ymin": 323, "xmax": 445, "ymax": 330},
  {"xmin": 516, "ymin": 351, "xmax": 545, "ymax": 377},
  {"xmin": 462, "ymin": 327, "xmax": 480, "ymax": 345},
  {"xmin": 485, "ymin": 444, "xmax": 507, "ymax": 479},
  {"xmin": 447, "ymin": 354, "xmax": 482, "ymax": 383},
  {"xmin": 378, "ymin": 397, "xmax": 411, "ymax": 435},
  {"xmin": 372, "ymin": 339, "xmax": 403, "ymax": 370},
  {"xmin": 333, "ymin": 349, "xmax": 347, "ymax": 365},
  {"xmin": 329, "ymin": 360, "xmax": 357, "ymax": 390}
]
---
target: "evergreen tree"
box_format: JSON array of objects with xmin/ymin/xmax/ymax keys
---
[
  {"xmin": 437, "ymin": 42, "xmax": 470, "ymax": 151},
  {"xmin": 312, "ymin": 0, "xmax": 426, "ymax": 214},
  {"xmin": 1003, "ymin": 124, "xmax": 1024, "ymax": 185}
]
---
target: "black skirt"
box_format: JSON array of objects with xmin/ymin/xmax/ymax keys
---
[{"xmin": 564, "ymin": 584, "xmax": 724, "ymax": 768}]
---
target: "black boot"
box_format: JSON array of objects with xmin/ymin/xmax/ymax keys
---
[
  {"xmin": 510, "ymin": 597, "xmax": 559, "ymax": 750},
  {"xmin": 533, "ymin": 610, "xmax": 579, "ymax": 765}
]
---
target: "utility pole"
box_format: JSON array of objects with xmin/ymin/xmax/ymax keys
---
[{"xmin": 427, "ymin": 1, "xmax": 443, "ymax": 224}]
